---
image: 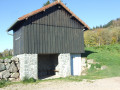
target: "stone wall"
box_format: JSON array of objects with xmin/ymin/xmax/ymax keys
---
[
  {"xmin": 17, "ymin": 54, "xmax": 38, "ymax": 80},
  {"xmin": 0, "ymin": 57, "xmax": 20, "ymax": 81},
  {"xmin": 56, "ymin": 53, "xmax": 71, "ymax": 77}
]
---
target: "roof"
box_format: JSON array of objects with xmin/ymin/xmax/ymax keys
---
[{"xmin": 7, "ymin": 1, "xmax": 90, "ymax": 32}]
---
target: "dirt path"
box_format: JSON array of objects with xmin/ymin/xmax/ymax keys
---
[{"xmin": 1, "ymin": 77, "xmax": 120, "ymax": 90}]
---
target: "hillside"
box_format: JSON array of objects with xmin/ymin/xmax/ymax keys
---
[
  {"xmin": 103, "ymin": 18, "xmax": 120, "ymax": 28},
  {"xmin": 84, "ymin": 18, "xmax": 120, "ymax": 47}
]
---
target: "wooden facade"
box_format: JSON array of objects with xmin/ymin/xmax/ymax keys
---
[{"xmin": 7, "ymin": 2, "xmax": 89, "ymax": 55}]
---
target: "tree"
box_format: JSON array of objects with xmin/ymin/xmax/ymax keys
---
[
  {"xmin": 43, "ymin": 0, "xmax": 64, "ymax": 6},
  {"xmin": 52, "ymin": 0, "xmax": 57, "ymax": 2},
  {"xmin": 43, "ymin": 0, "xmax": 51, "ymax": 6},
  {"xmin": 0, "ymin": 53, "xmax": 2, "ymax": 58},
  {"xmin": 100, "ymin": 25, "xmax": 103, "ymax": 28}
]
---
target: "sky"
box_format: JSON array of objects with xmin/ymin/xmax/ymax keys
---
[{"xmin": 0, "ymin": 0, "xmax": 120, "ymax": 52}]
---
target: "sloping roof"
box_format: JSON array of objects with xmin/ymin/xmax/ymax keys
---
[{"xmin": 7, "ymin": 1, "xmax": 89, "ymax": 32}]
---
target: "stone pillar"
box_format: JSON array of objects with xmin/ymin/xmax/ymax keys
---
[
  {"xmin": 17, "ymin": 54, "xmax": 38, "ymax": 80},
  {"xmin": 56, "ymin": 53, "xmax": 71, "ymax": 77}
]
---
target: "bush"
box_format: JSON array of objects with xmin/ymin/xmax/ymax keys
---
[
  {"xmin": 22, "ymin": 77, "xmax": 36, "ymax": 83},
  {"xmin": 95, "ymin": 64, "xmax": 101, "ymax": 68}
]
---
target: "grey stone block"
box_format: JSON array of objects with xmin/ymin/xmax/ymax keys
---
[
  {"xmin": 6, "ymin": 63, "xmax": 11, "ymax": 70},
  {"xmin": 9, "ymin": 78, "xmax": 16, "ymax": 81},
  {"xmin": 87, "ymin": 59, "xmax": 94, "ymax": 64},
  {"xmin": 11, "ymin": 73, "xmax": 19, "ymax": 79},
  {"xmin": 4, "ymin": 58, "xmax": 11, "ymax": 63},
  {"xmin": 0, "ymin": 63, "xmax": 6, "ymax": 71},
  {"xmin": 0, "ymin": 59, "xmax": 4, "ymax": 63},
  {"xmin": 0, "ymin": 70, "xmax": 11, "ymax": 79},
  {"xmin": 101, "ymin": 65, "xmax": 107, "ymax": 70},
  {"xmin": 9, "ymin": 62, "xmax": 18, "ymax": 73},
  {"xmin": 11, "ymin": 56, "xmax": 19, "ymax": 62}
]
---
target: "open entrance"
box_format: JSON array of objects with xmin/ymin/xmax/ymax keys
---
[{"xmin": 38, "ymin": 54, "xmax": 58, "ymax": 79}]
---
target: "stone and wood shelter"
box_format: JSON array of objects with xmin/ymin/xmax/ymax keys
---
[{"xmin": 7, "ymin": 0, "xmax": 89, "ymax": 80}]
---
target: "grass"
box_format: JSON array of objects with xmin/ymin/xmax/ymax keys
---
[
  {"xmin": 82, "ymin": 43, "xmax": 120, "ymax": 78},
  {"xmin": 0, "ymin": 80, "xmax": 11, "ymax": 88},
  {"xmin": 0, "ymin": 56, "xmax": 12, "ymax": 59},
  {"xmin": 22, "ymin": 77, "xmax": 36, "ymax": 84}
]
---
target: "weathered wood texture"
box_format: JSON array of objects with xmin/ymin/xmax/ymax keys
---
[{"xmin": 13, "ymin": 5, "xmax": 85, "ymax": 55}]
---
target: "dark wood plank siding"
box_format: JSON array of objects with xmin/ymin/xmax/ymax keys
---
[
  {"xmin": 13, "ymin": 5, "xmax": 85, "ymax": 55},
  {"xmin": 13, "ymin": 26, "xmax": 24, "ymax": 55}
]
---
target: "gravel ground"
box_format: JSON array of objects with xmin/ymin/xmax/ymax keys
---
[{"xmin": 1, "ymin": 77, "xmax": 120, "ymax": 90}]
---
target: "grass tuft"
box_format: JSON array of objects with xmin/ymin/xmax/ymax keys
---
[
  {"xmin": 22, "ymin": 77, "xmax": 36, "ymax": 84},
  {"xmin": 0, "ymin": 80, "xmax": 11, "ymax": 88}
]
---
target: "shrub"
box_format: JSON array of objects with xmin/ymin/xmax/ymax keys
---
[{"xmin": 95, "ymin": 64, "xmax": 101, "ymax": 68}]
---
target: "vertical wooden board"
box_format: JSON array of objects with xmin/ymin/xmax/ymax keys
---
[
  {"xmin": 34, "ymin": 15, "xmax": 37, "ymax": 53},
  {"xmin": 42, "ymin": 24, "xmax": 44, "ymax": 54},
  {"xmin": 65, "ymin": 11, "xmax": 69, "ymax": 28},
  {"xmin": 49, "ymin": 26, "xmax": 52, "ymax": 53},
  {"xmin": 38, "ymin": 14, "xmax": 42, "ymax": 53},
  {"xmin": 25, "ymin": 24, "xmax": 28, "ymax": 53},
  {"xmin": 46, "ymin": 26, "xmax": 49, "ymax": 53},
  {"xmin": 27, "ymin": 19, "xmax": 30, "ymax": 54},
  {"xmin": 67, "ymin": 28, "xmax": 70, "ymax": 52},
  {"xmin": 57, "ymin": 27, "xmax": 60, "ymax": 53},
  {"xmin": 39, "ymin": 25, "xmax": 43, "ymax": 53},
  {"xmin": 45, "ymin": 26, "xmax": 48, "ymax": 53},
  {"xmin": 13, "ymin": 32, "xmax": 16, "ymax": 55},
  {"xmin": 29, "ymin": 19, "xmax": 32, "ymax": 54},
  {"xmin": 66, "ymin": 28, "xmax": 70, "ymax": 52},
  {"xmin": 55, "ymin": 26, "xmax": 58, "ymax": 53},
  {"xmin": 20, "ymin": 28, "xmax": 22, "ymax": 54},
  {"xmin": 24, "ymin": 22, "xmax": 27, "ymax": 54},
  {"xmin": 47, "ymin": 12, "xmax": 51, "ymax": 53},
  {"xmin": 61, "ymin": 8, "xmax": 65, "ymax": 27},
  {"xmin": 42, "ymin": 23, "xmax": 45, "ymax": 53},
  {"xmin": 61, "ymin": 27, "xmax": 64, "ymax": 52},
  {"xmin": 31, "ymin": 17, "xmax": 34, "ymax": 54},
  {"xmin": 36, "ymin": 14, "xmax": 40, "ymax": 53},
  {"xmin": 21, "ymin": 27, "xmax": 24, "ymax": 54},
  {"xmin": 13, "ymin": 33, "xmax": 16, "ymax": 55}
]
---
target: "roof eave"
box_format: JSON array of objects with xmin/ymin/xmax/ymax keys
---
[{"xmin": 7, "ymin": 19, "xmax": 20, "ymax": 32}]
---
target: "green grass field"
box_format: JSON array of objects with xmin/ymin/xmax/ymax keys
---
[{"xmin": 83, "ymin": 43, "xmax": 120, "ymax": 78}]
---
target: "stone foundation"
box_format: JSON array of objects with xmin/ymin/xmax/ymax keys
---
[
  {"xmin": 17, "ymin": 54, "xmax": 38, "ymax": 80},
  {"xmin": 1, "ymin": 54, "xmax": 101, "ymax": 81},
  {"xmin": 56, "ymin": 53, "xmax": 71, "ymax": 77}
]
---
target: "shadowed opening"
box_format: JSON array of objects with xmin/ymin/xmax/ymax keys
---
[{"xmin": 38, "ymin": 54, "xmax": 58, "ymax": 79}]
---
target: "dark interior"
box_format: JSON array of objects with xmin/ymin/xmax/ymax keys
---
[{"xmin": 38, "ymin": 54, "xmax": 58, "ymax": 79}]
